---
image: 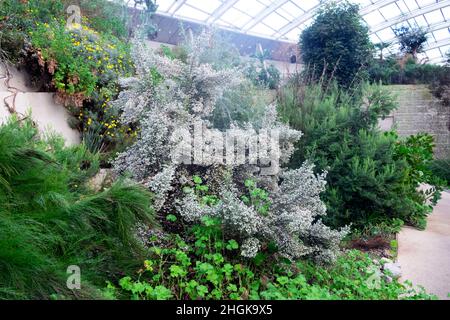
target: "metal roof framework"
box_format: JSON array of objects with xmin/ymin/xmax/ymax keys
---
[{"xmin": 144, "ymin": 0, "xmax": 450, "ymax": 64}]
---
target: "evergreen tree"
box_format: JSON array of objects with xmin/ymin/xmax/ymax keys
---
[{"xmin": 299, "ymin": 2, "xmax": 372, "ymax": 88}]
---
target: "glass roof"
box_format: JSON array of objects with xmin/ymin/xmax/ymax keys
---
[{"xmin": 146, "ymin": 0, "xmax": 450, "ymax": 64}]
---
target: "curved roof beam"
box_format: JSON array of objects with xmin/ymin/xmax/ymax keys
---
[
  {"xmin": 168, "ymin": 0, "xmax": 188, "ymax": 16},
  {"xmin": 376, "ymin": 20, "xmax": 450, "ymax": 44},
  {"xmin": 206, "ymin": 0, "xmax": 240, "ymax": 24},
  {"xmin": 428, "ymin": 55, "xmax": 448, "ymax": 64},
  {"xmin": 242, "ymin": 0, "xmax": 290, "ymax": 32},
  {"xmin": 370, "ymin": 1, "xmax": 449, "ymax": 33},
  {"xmin": 424, "ymin": 38, "xmax": 450, "ymax": 51},
  {"xmin": 359, "ymin": 0, "xmax": 399, "ymax": 16},
  {"xmin": 275, "ymin": 0, "xmax": 345, "ymax": 39},
  {"xmin": 276, "ymin": 0, "xmax": 402, "ymax": 40}
]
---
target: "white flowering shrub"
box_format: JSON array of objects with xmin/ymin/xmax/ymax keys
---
[
  {"xmin": 112, "ymin": 31, "xmax": 298, "ymax": 205},
  {"xmin": 110, "ymin": 30, "xmax": 348, "ymax": 263},
  {"xmin": 178, "ymin": 162, "xmax": 348, "ymax": 264}
]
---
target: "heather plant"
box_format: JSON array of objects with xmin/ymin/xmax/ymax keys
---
[
  {"xmin": 212, "ymin": 80, "xmax": 271, "ymax": 130},
  {"xmin": 111, "ymin": 30, "xmax": 296, "ymax": 190},
  {"xmin": 178, "ymin": 165, "xmax": 348, "ymax": 263},
  {"xmin": 111, "ymin": 30, "xmax": 346, "ymax": 263},
  {"xmin": 169, "ymin": 31, "xmax": 278, "ymax": 130}
]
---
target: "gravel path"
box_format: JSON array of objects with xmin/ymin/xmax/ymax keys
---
[{"xmin": 398, "ymin": 191, "xmax": 450, "ymax": 300}]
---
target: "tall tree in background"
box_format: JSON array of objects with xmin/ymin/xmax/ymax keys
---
[
  {"xmin": 394, "ymin": 26, "xmax": 428, "ymax": 60},
  {"xmin": 299, "ymin": 2, "xmax": 372, "ymax": 88}
]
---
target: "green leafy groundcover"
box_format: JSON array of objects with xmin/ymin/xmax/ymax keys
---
[
  {"xmin": 108, "ymin": 217, "xmax": 434, "ymax": 301},
  {"xmin": 0, "ymin": 118, "xmax": 155, "ymax": 299}
]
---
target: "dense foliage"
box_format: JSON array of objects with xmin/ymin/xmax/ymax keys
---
[
  {"xmin": 428, "ymin": 159, "xmax": 450, "ymax": 187},
  {"xmin": 0, "ymin": 117, "xmax": 435, "ymax": 300},
  {"xmin": 109, "ymin": 31, "xmax": 347, "ymax": 264},
  {"xmin": 278, "ymin": 80, "xmax": 439, "ymax": 230},
  {"xmin": 0, "ymin": 2, "xmax": 445, "ymax": 302},
  {"xmin": 368, "ymin": 57, "xmax": 446, "ymax": 85},
  {"xmin": 0, "ymin": 118, "xmax": 155, "ymax": 299},
  {"xmin": 299, "ymin": 2, "xmax": 372, "ymax": 88},
  {"xmin": 0, "ymin": 0, "xmax": 157, "ymax": 153},
  {"xmin": 245, "ymin": 48, "xmax": 281, "ymax": 90},
  {"xmin": 430, "ymin": 63, "xmax": 450, "ymax": 107},
  {"xmin": 111, "ymin": 219, "xmax": 432, "ymax": 300},
  {"xmin": 367, "ymin": 24, "xmax": 449, "ymax": 109}
]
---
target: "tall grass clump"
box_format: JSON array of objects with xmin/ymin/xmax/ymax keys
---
[{"xmin": 0, "ymin": 117, "xmax": 155, "ymax": 299}]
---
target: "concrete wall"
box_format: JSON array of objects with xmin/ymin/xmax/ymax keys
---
[
  {"xmin": 383, "ymin": 85, "xmax": 450, "ymax": 159},
  {"xmin": 0, "ymin": 63, "xmax": 80, "ymax": 146}
]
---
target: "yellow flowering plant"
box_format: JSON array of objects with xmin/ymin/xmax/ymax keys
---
[
  {"xmin": 2, "ymin": 0, "xmax": 155, "ymax": 153},
  {"xmin": 31, "ymin": 21, "xmax": 133, "ymax": 100},
  {"xmin": 29, "ymin": 19, "xmax": 136, "ymax": 152}
]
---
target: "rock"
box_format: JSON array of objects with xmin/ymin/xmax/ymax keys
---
[
  {"xmin": 383, "ymin": 262, "xmax": 402, "ymax": 279},
  {"xmin": 87, "ymin": 169, "xmax": 114, "ymax": 192},
  {"xmin": 384, "ymin": 275, "xmax": 393, "ymax": 283},
  {"xmin": 380, "ymin": 257, "xmax": 393, "ymax": 264}
]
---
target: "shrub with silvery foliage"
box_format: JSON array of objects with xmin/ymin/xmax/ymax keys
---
[
  {"xmin": 110, "ymin": 30, "xmax": 348, "ymax": 263},
  {"xmin": 178, "ymin": 162, "xmax": 348, "ymax": 263}
]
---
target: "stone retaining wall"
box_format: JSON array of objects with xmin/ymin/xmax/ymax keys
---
[{"xmin": 385, "ymin": 85, "xmax": 450, "ymax": 159}]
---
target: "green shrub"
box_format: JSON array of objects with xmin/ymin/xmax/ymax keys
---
[
  {"xmin": 430, "ymin": 65, "xmax": 450, "ymax": 107},
  {"xmin": 0, "ymin": 0, "xmax": 149, "ymax": 152},
  {"xmin": 369, "ymin": 56, "xmax": 448, "ymax": 88},
  {"xmin": 113, "ymin": 217, "xmax": 259, "ymax": 300},
  {"xmin": 29, "ymin": 21, "xmax": 133, "ymax": 102},
  {"xmin": 0, "ymin": 118, "xmax": 155, "ymax": 299},
  {"xmin": 428, "ymin": 159, "xmax": 450, "ymax": 187},
  {"xmin": 259, "ymin": 250, "xmax": 433, "ymax": 300},
  {"xmin": 66, "ymin": 0, "xmax": 129, "ymax": 39},
  {"xmin": 278, "ymin": 80, "xmax": 436, "ymax": 230},
  {"xmin": 0, "ymin": 0, "xmax": 63, "ymax": 61},
  {"xmin": 245, "ymin": 60, "xmax": 281, "ymax": 90},
  {"xmin": 299, "ymin": 2, "xmax": 372, "ymax": 88}
]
